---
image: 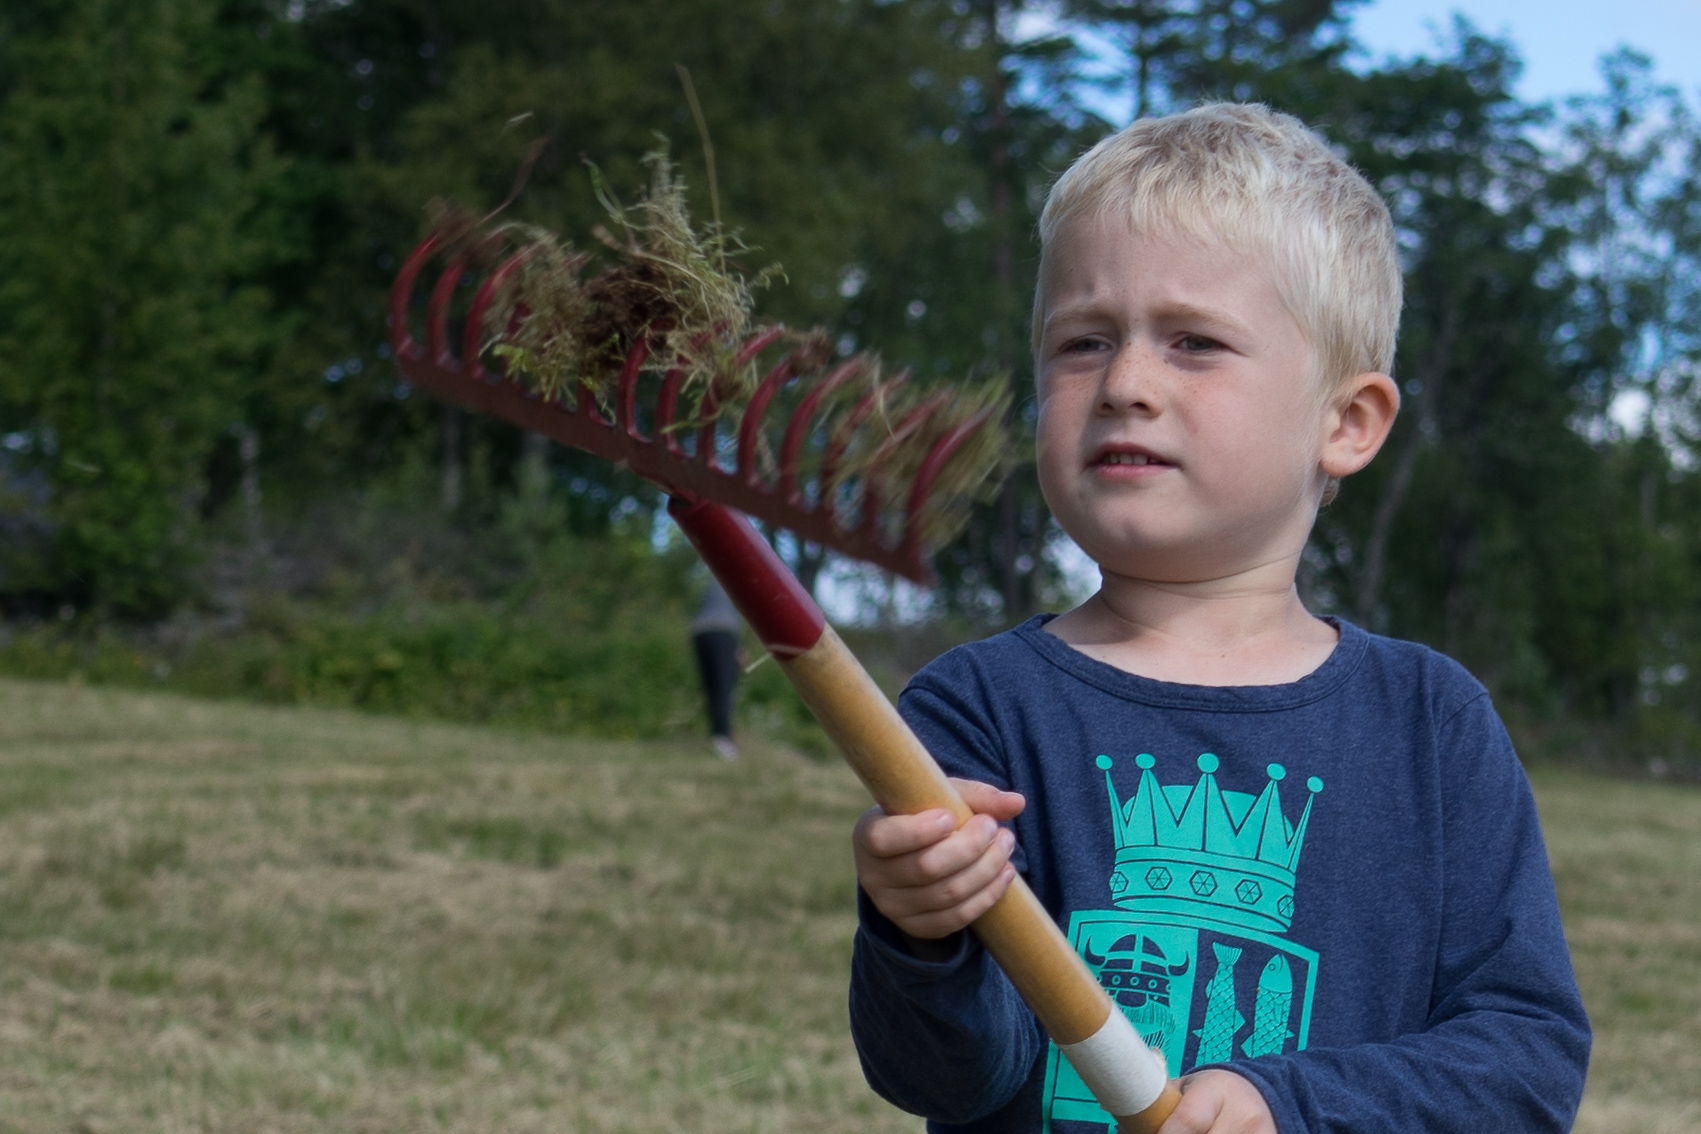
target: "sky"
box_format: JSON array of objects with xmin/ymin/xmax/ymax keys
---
[
  {"xmin": 1028, "ymin": 0, "xmax": 1701, "ymax": 130},
  {"xmin": 1348, "ymin": 0, "xmax": 1701, "ymax": 103}
]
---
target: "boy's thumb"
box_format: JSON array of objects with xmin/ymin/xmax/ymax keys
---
[{"xmin": 950, "ymin": 777, "xmax": 1027, "ymax": 819}]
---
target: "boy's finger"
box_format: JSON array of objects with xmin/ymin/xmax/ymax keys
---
[
  {"xmin": 895, "ymin": 862, "xmax": 1017, "ymax": 939},
  {"xmin": 854, "ymin": 806, "xmax": 958, "ymax": 858},
  {"xmin": 882, "ymin": 816, "xmax": 1007, "ymax": 887},
  {"xmin": 885, "ymin": 828, "xmax": 1015, "ymax": 916},
  {"xmin": 950, "ymin": 777, "xmax": 1027, "ymax": 820}
]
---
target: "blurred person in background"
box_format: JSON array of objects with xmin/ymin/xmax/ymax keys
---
[{"xmin": 692, "ymin": 578, "xmax": 743, "ymax": 759}]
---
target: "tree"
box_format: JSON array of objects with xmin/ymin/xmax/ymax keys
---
[
  {"xmin": 1298, "ymin": 30, "xmax": 1701, "ymax": 741},
  {"xmin": 0, "ymin": 0, "xmax": 286, "ymax": 611},
  {"xmin": 1067, "ymin": 0, "xmax": 1362, "ymax": 116}
]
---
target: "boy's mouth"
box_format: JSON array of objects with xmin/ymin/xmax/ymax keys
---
[{"xmin": 1091, "ymin": 445, "xmax": 1173, "ymax": 473}]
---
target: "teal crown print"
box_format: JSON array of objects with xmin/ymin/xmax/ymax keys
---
[{"xmin": 1097, "ymin": 753, "xmax": 1322, "ymax": 935}]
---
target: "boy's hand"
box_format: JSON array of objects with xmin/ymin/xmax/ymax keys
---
[
  {"xmin": 857, "ymin": 790, "xmax": 1278, "ymax": 1134},
  {"xmin": 853, "ymin": 778, "xmax": 1026, "ymax": 949},
  {"xmin": 1157, "ymin": 1070, "xmax": 1276, "ymax": 1134}
]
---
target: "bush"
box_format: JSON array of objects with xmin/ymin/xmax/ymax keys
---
[{"xmin": 0, "ymin": 529, "xmax": 828, "ymax": 749}]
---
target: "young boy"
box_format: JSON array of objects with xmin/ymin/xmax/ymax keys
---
[{"xmin": 848, "ymin": 104, "xmax": 1590, "ymax": 1134}]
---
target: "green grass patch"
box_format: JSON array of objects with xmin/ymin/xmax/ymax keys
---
[{"xmin": 0, "ymin": 679, "xmax": 1687, "ymax": 1130}]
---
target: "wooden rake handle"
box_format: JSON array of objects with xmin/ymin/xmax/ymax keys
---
[{"xmin": 669, "ymin": 496, "xmax": 1182, "ymax": 1133}]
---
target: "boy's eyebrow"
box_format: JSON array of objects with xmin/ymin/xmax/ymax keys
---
[
  {"xmin": 1040, "ymin": 300, "xmax": 1116, "ymax": 336},
  {"xmin": 1042, "ymin": 299, "xmax": 1256, "ymax": 340},
  {"xmin": 1149, "ymin": 301, "xmax": 1256, "ymax": 339}
]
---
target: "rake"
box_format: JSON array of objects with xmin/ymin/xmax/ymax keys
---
[{"xmin": 389, "ymin": 232, "xmax": 1183, "ymax": 1134}]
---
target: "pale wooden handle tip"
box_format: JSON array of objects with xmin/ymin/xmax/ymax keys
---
[{"xmin": 1116, "ymin": 1080, "xmax": 1183, "ymax": 1134}]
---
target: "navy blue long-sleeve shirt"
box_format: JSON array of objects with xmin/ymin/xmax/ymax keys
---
[{"xmin": 849, "ymin": 616, "xmax": 1589, "ymax": 1133}]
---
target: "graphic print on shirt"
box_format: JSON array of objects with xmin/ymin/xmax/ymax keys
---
[{"xmin": 1042, "ymin": 753, "xmax": 1322, "ymax": 1133}]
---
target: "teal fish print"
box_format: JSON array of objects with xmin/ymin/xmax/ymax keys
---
[
  {"xmin": 1242, "ymin": 954, "xmax": 1295, "ymax": 1057},
  {"xmin": 1193, "ymin": 942, "xmax": 1244, "ymax": 1064}
]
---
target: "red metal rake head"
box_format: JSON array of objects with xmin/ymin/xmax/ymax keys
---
[{"xmin": 389, "ymin": 233, "xmax": 1006, "ymax": 583}]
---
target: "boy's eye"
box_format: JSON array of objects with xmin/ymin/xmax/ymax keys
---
[
  {"xmin": 1176, "ymin": 333, "xmax": 1221, "ymax": 353},
  {"xmin": 1061, "ymin": 337, "xmax": 1109, "ymax": 355}
]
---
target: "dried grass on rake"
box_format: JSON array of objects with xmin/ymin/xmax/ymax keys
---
[
  {"xmin": 427, "ymin": 149, "xmax": 781, "ymax": 420},
  {"xmin": 426, "ymin": 149, "xmax": 1011, "ymax": 551}
]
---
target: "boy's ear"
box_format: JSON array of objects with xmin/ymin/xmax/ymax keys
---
[{"xmin": 1320, "ymin": 372, "xmax": 1400, "ymax": 479}]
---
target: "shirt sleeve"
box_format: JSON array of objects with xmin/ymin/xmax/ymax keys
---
[
  {"xmin": 1222, "ymin": 693, "xmax": 1592, "ymax": 1133},
  {"xmin": 846, "ymin": 666, "xmax": 1043, "ymax": 1125}
]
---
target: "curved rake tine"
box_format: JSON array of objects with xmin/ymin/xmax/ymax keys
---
[
  {"xmin": 657, "ymin": 362, "xmax": 689, "ymax": 454},
  {"xmin": 779, "ymin": 358, "xmax": 866, "ymax": 506},
  {"xmin": 464, "ymin": 247, "xmax": 537, "ymax": 384},
  {"xmin": 820, "ymin": 371, "xmax": 909, "ymax": 524},
  {"xmin": 427, "ymin": 257, "xmax": 467, "ymax": 369},
  {"xmin": 733, "ymin": 327, "xmax": 785, "ymax": 372},
  {"xmin": 616, "ymin": 340, "xmax": 652, "ymax": 441},
  {"xmin": 901, "ymin": 408, "xmax": 996, "ymax": 568},
  {"xmin": 737, "ymin": 354, "xmax": 801, "ymax": 485},
  {"xmin": 859, "ymin": 391, "xmax": 950, "ymax": 539},
  {"xmin": 696, "ymin": 327, "xmax": 786, "ymax": 472},
  {"xmin": 658, "ymin": 326, "xmax": 725, "ymax": 459},
  {"xmin": 389, "ymin": 235, "xmax": 442, "ymax": 363}
]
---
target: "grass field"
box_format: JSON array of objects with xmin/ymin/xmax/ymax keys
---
[{"xmin": 0, "ymin": 679, "xmax": 1693, "ymax": 1132}]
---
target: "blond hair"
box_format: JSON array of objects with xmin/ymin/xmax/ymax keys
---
[{"xmin": 1033, "ymin": 103, "xmax": 1401, "ymax": 388}]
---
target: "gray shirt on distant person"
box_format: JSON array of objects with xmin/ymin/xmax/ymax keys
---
[{"xmin": 691, "ymin": 579, "xmax": 743, "ymax": 635}]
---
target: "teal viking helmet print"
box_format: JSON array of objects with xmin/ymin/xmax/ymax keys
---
[{"xmin": 1096, "ymin": 753, "xmax": 1323, "ymax": 935}]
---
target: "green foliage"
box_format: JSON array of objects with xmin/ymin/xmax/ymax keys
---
[
  {"xmin": 0, "ymin": 0, "xmax": 289, "ymax": 611},
  {"xmin": 187, "ymin": 599, "xmax": 698, "ymax": 736},
  {"xmin": 0, "ymin": 522, "xmax": 831, "ymax": 748}
]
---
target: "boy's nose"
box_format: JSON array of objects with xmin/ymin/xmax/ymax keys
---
[{"xmin": 1096, "ymin": 344, "xmax": 1163, "ymax": 416}]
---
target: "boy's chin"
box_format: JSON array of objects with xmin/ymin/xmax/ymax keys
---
[
  {"xmin": 1063, "ymin": 504, "xmax": 1313, "ymax": 587},
  {"xmin": 1083, "ymin": 535, "xmax": 1290, "ymax": 587},
  {"xmin": 1077, "ymin": 541, "xmax": 1193, "ymax": 583},
  {"xmin": 1096, "ymin": 557, "xmax": 1229, "ymax": 587}
]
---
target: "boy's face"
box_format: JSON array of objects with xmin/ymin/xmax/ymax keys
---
[{"xmin": 1035, "ymin": 212, "xmax": 1345, "ymax": 585}]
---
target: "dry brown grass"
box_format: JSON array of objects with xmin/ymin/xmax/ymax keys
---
[
  {"xmin": 0, "ymin": 679, "xmax": 912, "ymax": 1133},
  {"xmin": 0, "ymin": 681, "xmax": 1690, "ymax": 1131},
  {"xmin": 1533, "ymin": 765, "xmax": 1701, "ymax": 1134}
]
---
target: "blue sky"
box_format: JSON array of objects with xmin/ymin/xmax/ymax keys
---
[
  {"xmin": 1348, "ymin": 0, "xmax": 1701, "ymax": 103},
  {"xmin": 1022, "ymin": 0, "xmax": 1701, "ymax": 127}
]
